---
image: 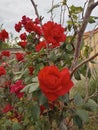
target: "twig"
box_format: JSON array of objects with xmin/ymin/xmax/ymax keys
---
[
  {"xmin": 30, "ymin": 0, "xmax": 50, "ymax": 64},
  {"xmin": 71, "ymin": 0, "xmax": 98, "ymax": 70},
  {"xmin": 70, "ymin": 52, "xmax": 98, "ymax": 77},
  {"xmin": 50, "ymin": 0, "xmax": 54, "ymax": 21}
]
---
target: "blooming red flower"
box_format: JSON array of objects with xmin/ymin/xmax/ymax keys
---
[
  {"xmin": 25, "ymin": 21, "xmax": 34, "ymax": 33},
  {"xmin": 15, "ymin": 22, "xmax": 22, "ymax": 32},
  {"xmin": 33, "ymin": 25, "xmax": 42, "ymax": 35},
  {"xmin": 28, "ymin": 66, "xmax": 34, "ymax": 75},
  {"xmin": 34, "ymin": 18, "xmax": 40, "ymax": 24},
  {"xmin": 1, "ymin": 50, "xmax": 10, "ymax": 57},
  {"xmin": 19, "ymin": 41, "xmax": 27, "ymax": 48},
  {"xmin": 0, "ymin": 66, "xmax": 6, "ymax": 76},
  {"xmin": 15, "ymin": 52, "xmax": 25, "ymax": 61},
  {"xmin": 38, "ymin": 66, "xmax": 73, "ymax": 101},
  {"xmin": 10, "ymin": 80, "xmax": 25, "ymax": 98},
  {"xmin": 0, "ymin": 29, "xmax": 9, "ymax": 42},
  {"xmin": 35, "ymin": 41, "xmax": 46, "ymax": 52},
  {"xmin": 42, "ymin": 21, "xmax": 66, "ymax": 46},
  {"xmin": 20, "ymin": 32, "xmax": 27, "ymax": 40},
  {"xmin": 2, "ymin": 104, "xmax": 13, "ymax": 113},
  {"xmin": 21, "ymin": 15, "xmax": 31, "ymax": 26}
]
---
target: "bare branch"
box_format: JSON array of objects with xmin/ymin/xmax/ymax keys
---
[
  {"xmin": 71, "ymin": 0, "xmax": 98, "ymax": 70},
  {"xmin": 30, "ymin": 0, "xmax": 50, "ymax": 64},
  {"xmin": 70, "ymin": 52, "xmax": 98, "ymax": 77}
]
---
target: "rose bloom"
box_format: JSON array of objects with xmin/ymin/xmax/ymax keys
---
[
  {"xmin": 38, "ymin": 66, "xmax": 73, "ymax": 101},
  {"xmin": 1, "ymin": 50, "xmax": 10, "ymax": 57},
  {"xmin": 2, "ymin": 104, "xmax": 13, "ymax": 113},
  {"xmin": 42, "ymin": 21, "xmax": 66, "ymax": 45},
  {"xmin": 25, "ymin": 21, "xmax": 34, "ymax": 33},
  {"xmin": 21, "ymin": 15, "xmax": 31, "ymax": 26},
  {"xmin": 28, "ymin": 66, "xmax": 34, "ymax": 75},
  {"xmin": 20, "ymin": 32, "xmax": 27, "ymax": 40},
  {"xmin": 15, "ymin": 52, "xmax": 25, "ymax": 61},
  {"xmin": 35, "ymin": 41, "xmax": 46, "ymax": 52},
  {"xmin": 0, "ymin": 29, "xmax": 9, "ymax": 42},
  {"xmin": 0, "ymin": 66, "xmax": 6, "ymax": 76},
  {"xmin": 15, "ymin": 22, "xmax": 22, "ymax": 32},
  {"xmin": 19, "ymin": 41, "xmax": 27, "ymax": 48},
  {"xmin": 10, "ymin": 80, "xmax": 25, "ymax": 98}
]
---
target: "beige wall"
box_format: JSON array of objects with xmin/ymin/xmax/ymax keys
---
[{"xmin": 84, "ymin": 31, "xmax": 98, "ymax": 69}]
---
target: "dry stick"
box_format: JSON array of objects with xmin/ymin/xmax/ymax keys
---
[
  {"xmin": 71, "ymin": 0, "xmax": 98, "ymax": 70},
  {"xmin": 70, "ymin": 52, "xmax": 98, "ymax": 78},
  {"xmin": 30, "ymin": 0, "xmax": 50, "ymax": 64},
  {"xmin": 50, "ymin": 0, "xmax": 54, "ymax": 21}
]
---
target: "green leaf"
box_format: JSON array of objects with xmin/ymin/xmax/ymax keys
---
[
  {"xmin": 29, "ymin": 82, "xmax": 39, "ymax": 93},
  {"xmin": 74, "ymin": 93, "xmax": 84, "ymax": 106},
  {"xmin": 21, "ymin": 82, "xmax": 39, "ymax": 93},
  {"xmin": 12, "ymin": 122, "xmax": 21, "ymax": 130},
  {"xmin": 70, "ymin": 5, "xmax": 83, "ymax": 14},
  {"xmin": 38, "ymin": 92, "xmax": 47, "ymax": 105},
  {"xmin": 88, "ymin": 16, "xmax": 96, "ymax": 23},
  {"xmin": 83, "ymin": 99, "xmax": 98, "ymax": 111},
  {"xmin": 75, "ymin": 109, "xmax": 89, "ymax": 123},
  {"xmin": 73, "ymin": 116, "xmax": 83, "ymax": 129},
  {"xmin": 31, "ymin": 104, "xmax": 40, "ymax": 120},
  {"xmin": 74, "ymin": 70, "xmax": 81, "ymax": 80}
]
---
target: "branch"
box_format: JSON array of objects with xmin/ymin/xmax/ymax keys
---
[
  {"xmin": 71, "ymin": 0, "xmax": 98, "ymax": 70},
  {"xmin": 70, "ymin": 52, "xmax": 98, "ymax": 77},
  {"xmin": 30, "ymin": 0, "xmax": 50, "ymax": 64}
]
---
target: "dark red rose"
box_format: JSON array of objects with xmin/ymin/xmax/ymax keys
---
[
  {"xmin": 15, "ymin": 22, "xmax": 22, "ymax": 32},
  {"xmin": 10, "ymin": 80, "xmax": 25, "ymax": 98},
  {"xmin": 19, "ymin": 41, "xmax": 27, "ymax": 48},
  {"xmin": 25, "ymin": 21, "xmax": 34, "ymax": 33},
  {"xmin": 20, "ymin": 33, "xmax": 27, "ymax": 40},
  {"xmin": 42, "ymin": 21, "xmax": 66, "ymax": 46},
  {"xmin": 34, "ymin": 18, "xmax": 40, "ymax": 24},
  {"xmin": 2, "ymin": 104, "xmax": 13, "ymax": 113},
  {"xmin": 1, "ymin": 50, "xmax": 10, "ymax": 57},
  {"xmin": 0, "ymin": 66, "xmax": 6, "ymax": 76},
  {"xmin": 0, "ymin": 29, "xmax": 9, "ymax": 41},
  {"xmin": 38, "ymin": 66, "xmax": 73, "ymax": 101},
  {"xmin": 28, "ymin": 66, "xmax": 34, "ymax": 75},
  {"xmin": 21, "ymin": 15, "xmax": 31, "ymax": 26},
  {"xmin": 15, "ymin": 52, "xmax": 25, "ymax": 61}
]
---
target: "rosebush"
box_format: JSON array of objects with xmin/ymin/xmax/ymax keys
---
[{"xmin": 0, "ymin": 1, "xmax": 98, "ymax": 130}]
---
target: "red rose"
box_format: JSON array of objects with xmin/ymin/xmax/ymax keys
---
[
  {"xmin": 21, "ymin": 15, "xmax": 31, "ymax": 26},
  {"xmin": 42, "ymin": 21, "xmax": 66, "ymax": 46},
  {"xmin": 15, "ymin": 22, "xmax": 22, "ymax": 32},
  {"xmin": 2, "ymin": 104, "xmax": 13, "ymax": 113},
  {"xmin": 28, "ymin": 66, "xmax": 34, "ymax": 75},
  {"xmin": 20, "ymin": 33, "xmax": 27, "ymax": 40},
  {"xmin": 35, "ymin": 41, "xmax": 46, "ymax": 52},
  {"xmin": 15, "ymin": 52, "xmax": 25, "ymax": 61},
  {"xmin": 25, "ymin": 21, "xmax": 34, "ymax": 33},
  {"xmin": 0, "ymin": 66, "xmax": 6, "ymax": 76},
  {"xmin": 1, "ymin": 50, "xmax": 10, "ymax": 57},
  {"xmin": 38, "ymin": 66, "xmax": 73, "ymax": 101},
  {"xmin": 0, "ymin": 29, "xmax": 9, "ymax": 42},
  {"xmin": 10, "ymin": 80, "xmax": 25, "ymax": 98},
  {"xmin": 19, "ymin": 41, "xmax": 27, "ymax": 48}
]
